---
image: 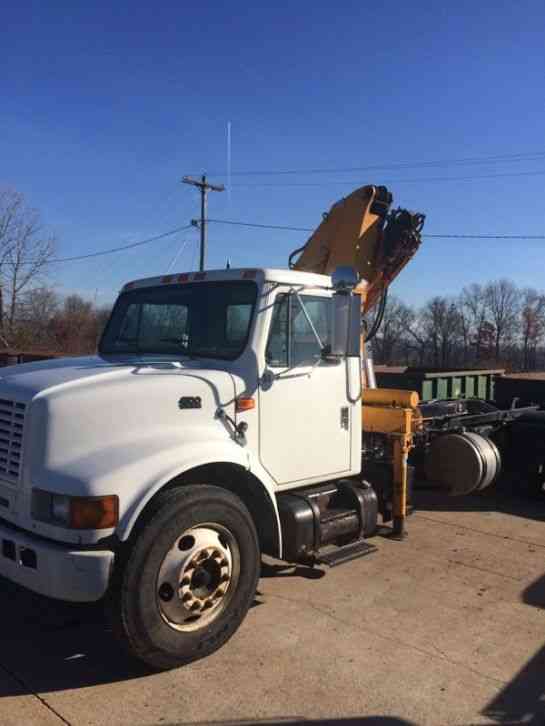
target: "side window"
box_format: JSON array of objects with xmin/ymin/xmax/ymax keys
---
[
  {"xmin": 265, "ymin": 294, "xmax": 289, "ymax": 366},
  {"xmin": 226, "ymin": 303, "xmax": 253, "ymax": 344},
  {"xmin": 265, "ymin": 293, "xmax": 331, "ymax": 368},
  {"xmin": 290, "ymin": 296, "xmax": 331, "ymax": 366}
]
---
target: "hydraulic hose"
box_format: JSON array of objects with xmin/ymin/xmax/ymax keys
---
[
  {"xmin": 365, "ymin": 287, "xmax": 388, "ymax": 342},
  {"xmin": 288, "ymin": 242, "xmax": 307, "ymax": 269}
]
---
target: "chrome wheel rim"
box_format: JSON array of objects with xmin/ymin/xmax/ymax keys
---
[{"xmin": 156, "ymin": 524, "xmax": 238, "ymax": 632}]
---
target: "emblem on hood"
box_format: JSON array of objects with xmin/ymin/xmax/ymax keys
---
[{"xmin": 178, "ymin": 396, "xmax": 202, "ymax": 410}]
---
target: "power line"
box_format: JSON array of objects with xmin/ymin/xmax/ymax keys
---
[
  {"xmin": 53, "ymin": 224, "xmax": 193, "ymax": 263},
  {"xmin": 166, "ymin": 236, "xmax": 192, "ymax": 272},
  {"xmin": 230, "ymin": 168, "xmax": 545, "ymax": 188},
  {"xmin": 207, "ymin": 218, "xmax": 545, "ymax": 240},
  {"xmin": 208, "ymin": 218, "xmax": 314, "ymax": 232},
  {"xmin": 195, "ymin": 149, "xmax": 545, "ymax": 178},
  {"xmin": 5, "ymin": 224, "xmax": 193, "ymax": 266}
]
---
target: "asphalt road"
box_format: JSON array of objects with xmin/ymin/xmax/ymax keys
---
[{"xmin": 1, "ymin": 484, "xmax": 544, "ymax": 726}]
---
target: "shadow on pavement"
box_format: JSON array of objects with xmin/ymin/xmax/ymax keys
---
[
  {"xmin": 0, "ymin": 559, "xmax": 326, "ymax": 697},
  {"xmin": 481, "ymin": 572, "xmax": 545, "ymax": 725},
  {"xmin": 0, "ymin": 576, "xmax": 151, "ymax": 695},
  {"xmin": 260, "ymin": 562, "xmax": 326, "ymax": 580},
  {"xmin": 413, "ymin": 476, "xmax": 545, "ymax": 525},
  {"xmin": 167, "ymin": 718, "xmax": 417, "ymax": 726},
  {"xmin": 523, "ymin": 573, "xmax": 545, "ymax": 610}
]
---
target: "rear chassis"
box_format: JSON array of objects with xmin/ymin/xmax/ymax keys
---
[{"xmin": 363, "ymin": 397, "xmax": 544, "ymax": 503}]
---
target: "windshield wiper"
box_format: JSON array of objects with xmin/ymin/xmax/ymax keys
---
[
  {"xmin": 186, "ymin": 347, "xmax": 233, "ymax": 359},
  {"xmin": 158, "ymin": 339, "xmax": 202, "ymax": 359},
  {"xmin": 159, "ymin": 337, "xmax": 188, "ymax": 345}
]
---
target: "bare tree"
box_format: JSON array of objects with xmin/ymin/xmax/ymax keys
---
[
  {"xmin": 15, "ymin": 286, "xmax": 60, "ymax": 349},
  {"xmin": 50, "ymin": 294, "xmax": 111, "ymax": 354},
  {"xmin": 455, "ymin": 299, "xmax": 470, "ymax": 365},
  {"xmin": 371, "ymin": 295, "xmax": 415, "ymax": 365},
  {"xmin": 485, "ymin": 279, "xmax": 520, "ymax": 362},
  {"xmin": 520, "ymin": 288, "xmax": 545, "ymax": 370},
  {"xmin": 460, "ymin": 283, "xmax": 490, "ymax": 363},
  {"xmin": 0, "ymin": 188, "xmax": 55, "ymax": 346},
  {"xmin": 419, "ymin": 297, "xmax": 462, "ymax": 367},
  {"xmin": 405, "ymin": 322, "xmax": 428, "ymax": 366}
]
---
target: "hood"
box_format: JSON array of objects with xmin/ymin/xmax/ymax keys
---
[
  {"xmin": 0, "ymin": 353, "xmax": 248, "ymax": 543},
  {"xmin": 0, "ymin": 354, "xmax": 241, "ymax": 403}
]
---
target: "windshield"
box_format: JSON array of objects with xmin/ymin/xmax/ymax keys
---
[{"xmin": 99, "ymin": 281, "xmax": 257, "ymax": 359}]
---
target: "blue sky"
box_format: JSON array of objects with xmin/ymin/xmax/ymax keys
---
[{"xmin": 3, "ymin": 0, "xmax": 545, "ymax": 307}]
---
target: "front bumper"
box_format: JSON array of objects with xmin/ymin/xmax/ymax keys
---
[{"xmin": 0, "ymin": 520, "xmax": 114, "ymax": 602}]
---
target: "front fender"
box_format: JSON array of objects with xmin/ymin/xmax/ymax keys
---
[
  {"xmin": 31, "ymin": 425, "xmax": 283, "ymax": 553},
  {"xmin": 30, "ymin": 426, "xmax": 250, "ymax": 544},
  {"xmin": 116, "ymin": 442, "xmax": 284, "ymax": 557},
  {"xmin": 114, "ymin": 438, "xmax": 252, "ymax": 540}
]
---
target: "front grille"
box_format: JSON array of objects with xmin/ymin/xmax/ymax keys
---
[{"xmin": 0, "ymin": 399, "xmax": 26, "ymax": 485}]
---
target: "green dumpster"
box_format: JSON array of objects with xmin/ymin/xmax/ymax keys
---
[{"xmin": 373, "ymin": 367, "xmax": 505, "ymax": 402}]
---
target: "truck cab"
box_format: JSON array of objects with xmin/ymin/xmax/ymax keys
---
[{"xmin": 0, "ymin": 266, "xmax": 369, "ymax": 669}]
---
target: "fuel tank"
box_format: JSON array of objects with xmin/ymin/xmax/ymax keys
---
[{"xmin": 425, "ymin": 431, "xmax": 501, "ymax": 496}]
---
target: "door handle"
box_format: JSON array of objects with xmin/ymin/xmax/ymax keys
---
[{"xmin": 340, "ymin": 406, "xmax": 350, "ymax": 430}]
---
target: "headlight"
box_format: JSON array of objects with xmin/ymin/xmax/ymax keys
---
[{"xmin": 32, "ymin": 489, "xmax": 119, "ymax": 529}]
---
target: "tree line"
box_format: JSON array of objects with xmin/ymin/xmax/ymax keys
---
[
  {"xmin": 0, "ymin": 187, "xmax": 111, "ymax": 354},
  {"xmin": 370, "ymin": 281, "xmax": 545, "ymax": 371}
]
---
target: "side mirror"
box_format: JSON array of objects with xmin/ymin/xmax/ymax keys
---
[
  {"xmin": 330, "ymin": 291, "xmax": 361, "ymax": 357},
  {"xmin": 330, "ymin": 266, "xmax": 361, "ymax": 358}
]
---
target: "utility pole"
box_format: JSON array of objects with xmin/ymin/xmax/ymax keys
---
[{"xmin": 182, "ymin": 175, "xmax": 225, "ymax": 271}]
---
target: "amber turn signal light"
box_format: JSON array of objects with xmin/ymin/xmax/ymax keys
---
[
  {"xmin": 70, "ymin": 495, "xmax": 119, "ymax": 529},
  {"xmin": 235, "ymin": 397, "xmax": 255, "ymax": 413}
]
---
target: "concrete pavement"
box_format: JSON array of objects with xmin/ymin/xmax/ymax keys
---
[{"xmin": 0, "ymin": 485, "xmax": 544, "ymax": 726}]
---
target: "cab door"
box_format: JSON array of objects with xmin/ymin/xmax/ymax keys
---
[{"xmin": 258, "ymin": 290, "xmax": 353, "ymax": 486}]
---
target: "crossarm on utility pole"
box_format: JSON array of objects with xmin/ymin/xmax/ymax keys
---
[{"xmin": 182, "ymin": 175, "xmax": 225, "ymax": 271}]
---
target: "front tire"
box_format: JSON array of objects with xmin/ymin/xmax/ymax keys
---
[{"xmin": 110, "ymin": 485, "xmax": 260, "ymax": 670}]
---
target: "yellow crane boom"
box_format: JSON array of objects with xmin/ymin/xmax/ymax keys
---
[{"xmin": 289, "ymin": 184, "xmax": 424, "ymax": 313}]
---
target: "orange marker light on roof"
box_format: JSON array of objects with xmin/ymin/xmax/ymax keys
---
[
  {"xmin": 235, "ymin": 397, "xmax": 255, "ymax": 412},
  {"xmin": 178, "ymin": 273, "xmax": 190, "ymax": 282},
  {"xmin": 161, "ymin": 275, "xmax": 173, "ymax": 284},
  {"xmin": 242, "ymin": 269, "xmax": 257, "ymax": 279}
]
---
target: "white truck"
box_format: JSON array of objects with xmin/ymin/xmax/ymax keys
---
[{"xmin": 0, "ymin": 185, "xmax": 511, "ymax": 670}]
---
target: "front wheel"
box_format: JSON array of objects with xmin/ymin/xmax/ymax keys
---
[{"xmin": 110, "ymin": 485, "xmax": 260, "ymax": 670}]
